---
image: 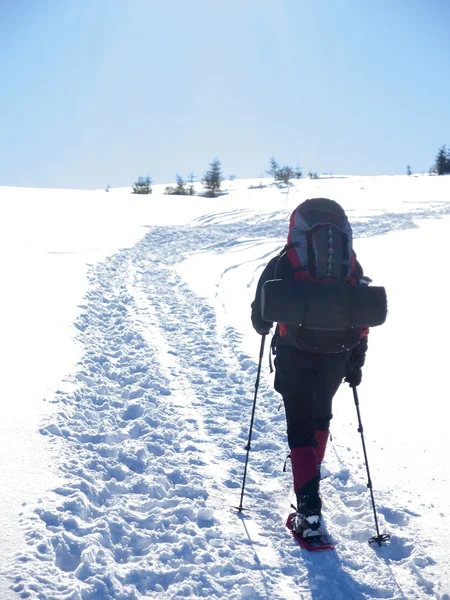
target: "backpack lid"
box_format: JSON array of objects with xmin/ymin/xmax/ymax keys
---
[
  {"xmin": 286, "ymin": 198, "xmax": 354, "ymax": 280},
  {"xmin": 290, "ymin": 198, "xmax": 351, "ymax": 233}
]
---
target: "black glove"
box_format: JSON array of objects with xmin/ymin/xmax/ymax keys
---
[
  {"xmin": 255, "ymin": 325, "xmax": 272, "ymax": 336},
  {"xmin": 345, "ymin": 336, "xmax": 368, "ymax": 387},
  {"xmin": 345, "ymin": 366, "xmax": 362, "ymax": 387}
]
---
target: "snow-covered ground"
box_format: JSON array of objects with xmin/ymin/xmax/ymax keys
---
[{"xmin": 1, "ymin": 175, "xmax": 449, "ymax": 599}]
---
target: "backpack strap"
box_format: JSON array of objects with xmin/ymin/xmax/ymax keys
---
[
  {"xmin": 340, "ymin": 232, "xmax": 350, "ymax": 282},
  {"xmin": 274, "ymin": 244, "xmax": 302, "ymax": 278},
  {"xmin": 305, "ymin": 230, "xmax": 317, "ymax": 278},
  {"xmin": 278, "ymin": 242, "xmax": 299, "ymax": 259}
]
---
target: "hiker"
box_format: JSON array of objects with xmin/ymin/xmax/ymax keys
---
[{"xmin": 251, "ymin": 198, "xmax": 368, "ymax": 541}]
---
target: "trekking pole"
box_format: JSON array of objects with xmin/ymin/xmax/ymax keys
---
[
  {"xmin": 351, "ymin": 385, "xmax": 390, "ymax": 546},
  {"xmin": 236, "ymin": 334, "xmax": 266, "ymax": 512}
]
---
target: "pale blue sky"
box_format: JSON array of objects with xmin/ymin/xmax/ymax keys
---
[{"xmin": 1, "ymin": 0, "xmax": 449, "ymax": 189}]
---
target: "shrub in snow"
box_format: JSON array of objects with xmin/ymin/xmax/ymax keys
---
[
  {"xmin": 165, "ymin": 174, "xmax": 190, "ymax": 196},
  {"xmin": 266, "ymin": 156, "xmax": 299, "ymax": 184},
  {"xmin": 132, "ymin": 175, "xmax": 153, "ymax": 194},
  {"xmin": 278, "ymin": 165, "xmax": 294, "ymax": 184}
]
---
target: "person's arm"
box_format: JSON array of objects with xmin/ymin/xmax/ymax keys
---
[
  {"xmin": 345, "ymin": 327, "xmax": 368, "ymax": 387},
  {"xmin": 251, "ymin": 256, "xmax": 278, "ymax": 335},
  {"xmin": 355, "ymin": 257, "xmax": 372, "ymax": 285},
  {"xmin": 355, "ymin": 258, "xmax": 363, "ymax": 278},
  {"xmin": 355, "ymin": 256, "xmax": 371, "ymax": 337}
]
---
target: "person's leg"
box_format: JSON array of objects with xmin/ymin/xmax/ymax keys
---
[
  {"xmin": 275, "ymin": 348, "xmax": 317, "ymax": 449},
  {"xmin": 274, "ymin": 347, "xmax": 321, "ymax": 514},
  {"xmin": 314, "ymin": 429, "xmax": 329, "ymax": 467},
  {"xmin": 314, "ymin": 352, "xmax": 350, "ymax": 467}
]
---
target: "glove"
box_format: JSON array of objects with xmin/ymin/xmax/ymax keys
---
[
  {"xmin": 255, "ymin": 325, "xmax": 272, "ymax": 336},
  {"xmin": 345, "ymin": 366, "xmax": 362, "ymax": 387},
  {"xmin": 345, "ymin": 337, "xmax": 368, "ymax": 387}
]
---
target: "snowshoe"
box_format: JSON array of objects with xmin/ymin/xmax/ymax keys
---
[
  {"xmin": 292, "ymin": 511, "xmax": 323, "ymax": 538},
  {"xmin": 286, "ymin": 511, "xmax": 334, "ymax": 551}
]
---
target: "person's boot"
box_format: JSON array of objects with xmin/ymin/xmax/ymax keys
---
[
  {"xmin": 314, "ymin": 429, "xmax": 329, "ymax": 480},
  {"xmin": 290, "ymin": 446, "xmax": 323, "ymax": 539}
]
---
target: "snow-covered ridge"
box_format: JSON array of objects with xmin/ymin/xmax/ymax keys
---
[{"xmin": 1, "ymin": 175, "xmax": 450, "ymax": 599}]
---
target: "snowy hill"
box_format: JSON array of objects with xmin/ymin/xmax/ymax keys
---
[{"xmin": 1, "ymin": 176, "xmax": 450, "ymax": 599}]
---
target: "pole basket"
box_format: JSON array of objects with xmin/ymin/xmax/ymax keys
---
[{"xmin": 369, "ymin": 533, "xmax": 391, "ymax": 547}]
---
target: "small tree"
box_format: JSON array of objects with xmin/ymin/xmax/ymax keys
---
[
  {"xmin": 266, "ymin": 156, "xmax": 280, "ymax": 179},
  {"xmin": 202, "ymin": 157, "xmax": 223, "ymax": 197},
  {"xmin": 133, "ymin": 175, "xmax": 153, "ymax": 194},
  {"xmin": 406, "ymin": 164, "xmax": 412, "ymax": 176},
  {"xmin": 294, "ymin": 165, "xmax": 303, "ymax": 179},
  {"xmin": 435, "ymin": 145, "xmax": 449, "ymax": 175},
  {"xmin": 177, "ymin": 174, "xmax": 187, "ymax": 194},
  {"xmin": 187, "ymin": 171, "xmax": 195, "ymax": 195}
]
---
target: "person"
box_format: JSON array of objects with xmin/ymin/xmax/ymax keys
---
[{"xmin": 251, "ymin": 198, "xmax": 368, "ymax": 541}]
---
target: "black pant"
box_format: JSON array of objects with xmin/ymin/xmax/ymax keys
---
[{"xmin": 274, "ymin": 346, "xmax": 350, "ymax": 449}]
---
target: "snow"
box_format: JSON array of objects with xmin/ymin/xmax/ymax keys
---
[{"xmin": 1, "ymin": 175, "xmax": 450, "ymax": 599}]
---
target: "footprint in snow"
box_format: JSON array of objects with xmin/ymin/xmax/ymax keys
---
[
  {"xmin": 378, "ymin": 505, "xmax": 411, "ymax": 526},
  {"xmin": 123, "ymin": 403, "xmax": 145, "ymax": 420},
  {"xmin": 377, "ymin": 535, "xmax": 414, "ymax": 561}
]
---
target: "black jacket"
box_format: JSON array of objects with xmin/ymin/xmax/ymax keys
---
[{"xmin": 251, "ymin": 255, "xmax": 280, "ymax": 335}]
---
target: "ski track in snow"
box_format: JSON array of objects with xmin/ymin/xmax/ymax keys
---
[{"xmin": 7, "ymin": 204, "xmax": 450, "ymax": 600}]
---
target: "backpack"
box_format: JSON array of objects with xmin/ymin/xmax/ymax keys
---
[{"xmin": 273, "ymin": 198, "xmax": 362, "ymax": 353}]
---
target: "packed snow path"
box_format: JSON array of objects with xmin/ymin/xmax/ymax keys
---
[{"xmin": 8, "ymin": 207, "xmax": 450, "ymax": 599}]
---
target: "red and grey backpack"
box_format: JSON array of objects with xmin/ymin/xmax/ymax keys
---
[{"xmin": 274, "ymin": 198, "xmax": 364, "ymax": 353}]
